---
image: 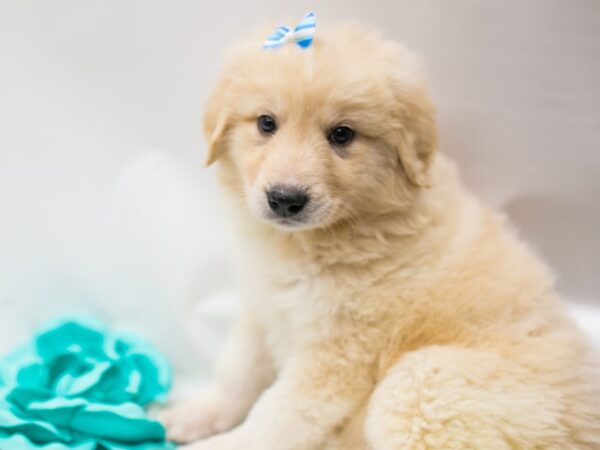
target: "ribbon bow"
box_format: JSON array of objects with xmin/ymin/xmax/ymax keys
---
[{"xmin": 263, "ymin": 12, "xmax": 316, "ymax": 50}]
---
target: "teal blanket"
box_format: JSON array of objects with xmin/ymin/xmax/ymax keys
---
[{"xmin": 0, "ymin": 319, "xmax": 174, "ymax": 450}]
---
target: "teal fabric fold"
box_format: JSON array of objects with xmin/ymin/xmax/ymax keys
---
[{"xmin": 0, "ymin": 318, "xmax": 175, "ymax": 450}]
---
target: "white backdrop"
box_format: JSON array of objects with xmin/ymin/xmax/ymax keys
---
[{"xmin": 1, "ymin": 1, "xmax": 599, "ymax": 386}]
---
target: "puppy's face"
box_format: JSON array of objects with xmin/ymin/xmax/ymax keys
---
[{"xmin": 205, "ymin": 24, "xmax": 437, "ymax": 231}]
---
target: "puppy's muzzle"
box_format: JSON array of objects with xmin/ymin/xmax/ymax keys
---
[{"xmin": 266, "ymin": 185, "xmax": 310, "ymax": 218}]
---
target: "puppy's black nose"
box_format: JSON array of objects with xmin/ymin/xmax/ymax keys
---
[{"xmin": 266, "ymin": 186, "xmax": 310, "ymax": 218}]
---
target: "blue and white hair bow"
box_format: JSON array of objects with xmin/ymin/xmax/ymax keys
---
[{"xmin": 262, "ymin": 12, "xmax": 316, "ymax": 50}]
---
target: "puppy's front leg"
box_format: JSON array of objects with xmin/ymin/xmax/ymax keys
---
[
  {"xmin": 182, "ymin": 341, "xmax": 374, "ymax": 450},
  {"xmin": 161, "ymin": 310, "xmax": 274, "ymax": 443}
]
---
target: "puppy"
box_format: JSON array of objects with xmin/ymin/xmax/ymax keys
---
[{"xmin": 161, "ymin": 21, "xmax": 600, "ymax": 450}]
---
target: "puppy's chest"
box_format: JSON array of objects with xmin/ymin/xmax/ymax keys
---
[{"xmin": 248, "ymin": 265, "xmax": 354, "ymax": 368}]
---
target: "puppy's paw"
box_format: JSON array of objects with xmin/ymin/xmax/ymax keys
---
[{"xmin": 158, "ymin": 392, "xmax": 238, "ymax": 444}]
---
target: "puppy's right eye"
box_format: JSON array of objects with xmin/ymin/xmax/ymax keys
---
[{"xmin": 257, "ymin": 115, "xmax": 277, "ymax": 135}]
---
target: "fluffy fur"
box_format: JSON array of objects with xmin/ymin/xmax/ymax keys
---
[{"xmin": 160, "ymin": 22, "xmax": 600, "ymax": 449}]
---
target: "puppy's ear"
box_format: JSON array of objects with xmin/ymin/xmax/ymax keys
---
[
  {"xmin": 394, "ymin": 91, "xmax": 437, "ymax": 187},
  {"xmin": 389, "ymin": 51, "xmax": 438, "ymax": 187},
  {"xmin": 203, "ymin": 81, "xmax": 230, "ymax": 167}
]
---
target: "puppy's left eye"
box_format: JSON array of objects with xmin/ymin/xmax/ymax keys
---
[
  {"xmin": 328, "ymin": 126, "xmax": 355, "ymax": 146},
  {"xmin": 257, "ymin": 115, "xmax": 277, "ymax": 135}
]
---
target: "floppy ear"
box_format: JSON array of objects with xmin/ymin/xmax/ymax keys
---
[
  {"xmin": 387, "ymin": 47, "xmax": 438, "ymax": 187},
  {"xmin": 395, "ymin": 91, "xmax": 438, "ymax": 187},
  {"xmin": 203, "ymin": 81, "xmax": 231, "ymax": 167}
]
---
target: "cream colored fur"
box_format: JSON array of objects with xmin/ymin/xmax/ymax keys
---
[{"xmin": 160, "ymin": 22, "xmax": 600, "ymax": 450}]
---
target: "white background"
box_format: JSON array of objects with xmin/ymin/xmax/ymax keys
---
[{"xmin": 1, "ymin": 1, "xmax": 599, "ymax": 387}]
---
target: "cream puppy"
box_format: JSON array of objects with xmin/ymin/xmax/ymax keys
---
[{"xmin": 160, "ymin": 21, "xmax": 600, "ymax": 450}]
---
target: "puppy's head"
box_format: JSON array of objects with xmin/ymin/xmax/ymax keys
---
[{"xmin": 205, "ymin": 23, "xmax": 437, "ymax": 231}]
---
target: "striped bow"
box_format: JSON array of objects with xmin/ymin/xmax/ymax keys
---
[{"xmin": 262, "ymin": 12, "xmax": 316, "ymax": 50}]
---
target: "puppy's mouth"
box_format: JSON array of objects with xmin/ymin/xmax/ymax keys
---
[{"xmin": 272, "ymin": 216, "xmax": 309, "ymax": 228}]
